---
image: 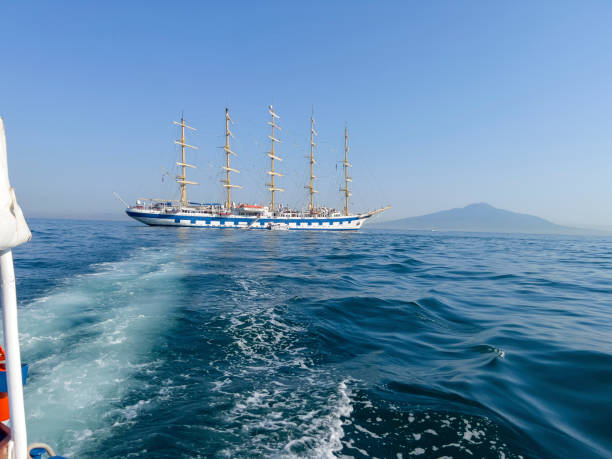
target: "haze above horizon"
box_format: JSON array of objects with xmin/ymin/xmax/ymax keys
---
[{"xmin": 2, "ymin": 2, "xmax": 612, "ymax": 226}]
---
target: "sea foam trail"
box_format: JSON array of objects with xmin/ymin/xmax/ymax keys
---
[
  {"xmin": 15, "ymin": 246, "xmax": 185, "ymax": 457},
  {"xmin": 199, "ymin": 270, "xmax": 357, "ymax": 458}
]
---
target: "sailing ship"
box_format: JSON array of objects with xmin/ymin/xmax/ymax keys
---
[{"xmin": 125, "ymin": 106, "xmax": 389, "ymax": 230}]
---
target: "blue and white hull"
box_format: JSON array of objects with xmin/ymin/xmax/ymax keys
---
[{"xmin": 126, "ymin": 209, "xmax": 373, "ymax": 230}]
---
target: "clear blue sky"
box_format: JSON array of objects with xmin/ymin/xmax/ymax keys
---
[{"xmin": 2, "ymin": 1, "xmax": 612, "ymax": 226}]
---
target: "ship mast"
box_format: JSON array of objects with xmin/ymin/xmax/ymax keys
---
[
  {"xmin": 173, "ymin": 117, "xmax": 198, "ymax": 207},
  {"xmin": 305, "ymin": 111, "xmax": 318, "ymax": 213},
  {"xmin": 266, "ymin": 105, "xmax": 283, "ymax": 211},
  {"xmin": 222, "ymin": 108, "xmax": 241, "ymax": 209},
  {"xmin": 340, "ymin": 126, "xmax": 352, "ymax": 216}
]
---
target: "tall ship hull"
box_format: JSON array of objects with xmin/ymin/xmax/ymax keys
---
[
  {"xmin": 126, "ymin": 206, "xmax": 380, "ymax": 230},
  {"xmin": 124, "ymin": 107, "xmax": 389, "ymax": 230}
]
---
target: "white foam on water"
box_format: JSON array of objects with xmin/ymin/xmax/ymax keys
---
[
  {"xmin": 13, "ymin": 246, "xmax": 185, "ymax": 457},
  {"xmin": 314, "ymin": 380, "xmax": 354, "ymax": 456},
  {"xmin": 205, "ymin": 272, "xmax": 358, "ymax": 458},
  {"xmin": 278, "ymin": 380, "xmax": 354, "ymax": 458},
  {"xmin": 354, "ymin": 423, "xmax": 383, "ymax": 439},
  {"xmin": 354, "ymin": 408, "xmax": 520, "ymax": 459}
]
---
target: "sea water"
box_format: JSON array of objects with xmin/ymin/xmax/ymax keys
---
[{"xmin": 8, "ymin": 219, "xmax": 612, "ymax": 458}]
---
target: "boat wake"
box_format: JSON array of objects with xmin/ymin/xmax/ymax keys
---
[
  {"xmin": 18, "ymin": 246, "xmax": 185, "ymax": 457},
  {"xmin": 192, "ymin": 274, "xmax": 359, "ymax": 458}
]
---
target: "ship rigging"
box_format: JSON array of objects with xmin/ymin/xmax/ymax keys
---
[{"xmin": 125, "ymin": 106, "xmax": 389, "ymax": 230}]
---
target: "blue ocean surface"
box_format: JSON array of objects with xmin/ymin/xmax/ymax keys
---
[{"xmin": 8, "ymin": 219, "xmax": 612, "ymax": 458}]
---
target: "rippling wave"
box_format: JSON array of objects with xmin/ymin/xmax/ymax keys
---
[{"xmin": 9, "ymin": 220, "xmax": 612, "ymax": 458}]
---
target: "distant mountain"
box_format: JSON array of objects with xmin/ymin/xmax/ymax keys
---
[{"xmin": 381, "ymin": 203, "xmax": 588, "ymax": 234}]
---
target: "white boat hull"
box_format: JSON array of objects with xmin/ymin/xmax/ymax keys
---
[{"xmin": 126, "ymin": 209, "xmax": 371, "ymax": 230}]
